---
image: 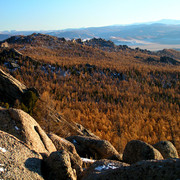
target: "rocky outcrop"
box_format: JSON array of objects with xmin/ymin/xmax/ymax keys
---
[
  {"xmin": 81, "ymin": 159, "xmax": 129, "ymax": 180},
  {"xmin": 0, "ymin": 68, "xmax": 39, "ymax": 106},
  {"xmin": 0, "ymin": 106, "xmax": 179, "ymax": 180},
  {"xmin": 153, "ymin": 141, "xmax": 179, "ymax": 159},
  {"xmin": 160, "ymin": 56, "xmax": 180, "ymax": 65},
  {"xmin": 0, "ymin": 108, "xmax": 56, "ymax": 154},
  {"xmin": 66, "ymin": 135, "xmax": 120, "ymax": 160},
  {"xmin": 0, "ymin": 42, "xmax": 9, "ymax": 48},
  {"xmin": 48, "ymin": 133, "xmax": 83, "ymax": 177},
  {"xmin": 85, "ymin": 38, "xmax": 115, "ymax": 49},
  {"xmin": 48, "ymin": 133, "xmax": 77, "ymax": 154},
  {"xmin": 0, "ymin": 68, "xmax": 27, "ymax": 104},
  {"xmin": 45, "ymin": 150, "xmax": 77, "ymax": 180},
  {"xmin": 0, "ymin": 130, "xmax": 43, "ymax": 180},
  {"xmin": 123, "ymin": 140, "xmax": 163, "ymax": 164},
  {"xmin": 82, "ymin": 159, "xmax": 180, "ymax": 180}
]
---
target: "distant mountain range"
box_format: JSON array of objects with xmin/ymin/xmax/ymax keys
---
[{"xmin": 1, "ymin": 19, "xmax": 180, "ymax": 50}]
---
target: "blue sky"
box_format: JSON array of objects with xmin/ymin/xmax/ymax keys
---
[{"xmin": 0, "ymin": 0, "xmax": 180, "ymax": 31}]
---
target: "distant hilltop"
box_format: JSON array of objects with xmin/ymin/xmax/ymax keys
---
[
  {"xmin": 1, "ymin": 19, "xmax": 180, "ymax": 50},
  {"xmin": 1, "ymin": 33, "xmax": 180, "ymax": 63}
]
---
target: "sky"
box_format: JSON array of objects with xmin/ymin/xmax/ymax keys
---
[{"xmin": 0, "ymin": 0, "xmax": 180, "ymax": 31}]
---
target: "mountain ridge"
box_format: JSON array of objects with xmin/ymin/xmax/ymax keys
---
[
  {"xmin": 1, "ymin": 19, "xmax": 180, "ymax": 50},
  {"xmin": 1, "ymin": 33, "xmax": 180, "ymax": 64}
]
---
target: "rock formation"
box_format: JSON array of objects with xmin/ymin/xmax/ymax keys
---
[
  {"xmin": 48, "ymin": 133, "xmax": 83, "ymax": 177},
  {"xmin": 0, "ymin": 68, "xmax": 39, "ymax": 105},
  {"xmin": 0, "ymin": 130, "xmax": 43, "ymax": 180},
  {"xmin": 0, "ymin": 108, "xmax": 56, "ymax": 154},
  {"xmin": 45, "ymin": 150, "xmax": 77, "ymax": 180},
  {"xmin": 0, "ymin": 42, "xmax": 9, "ymax": 48},
  {"xmin": 0, "ymin": 68, "xmax": 27, "ymax": 104},
  {"xmin": 66, "ymin": 135, "xmax": 120, "ymax": 159},
  {"xmin": 123, "ymin": 140, "xmax": 163, "ymax": 164},
  {"xmin": 153, "ymin": 141, "xmax": 179, "ymax": 159},
  {"xmin": 0, "ymin": 107, "xmax": 179, "ymax": 180},
  {"xmin": 82, "ymin": 159, "xmax": 180, "ymax": 180},
  {"xmin": 81, "ymin": 159, "xmax": 129, "ymax": 180}
]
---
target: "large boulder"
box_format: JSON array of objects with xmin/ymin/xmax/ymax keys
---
[
  {"xmin": 45, "ymin": 150, "xmax": 77, "ymax": 180},
  {"xmin": 123, "ymin": 140, "xmax": 163, "ymax": 164},
  {"xmin": 48, "ymin": 132, "xmax": 78, "ymax": 154},
  {"xmin": 0, "ymin": 68, "xmax": 39, "ymax": 106},
  {"xmin": 0, "ymin": 108, "xmax": 56, "ymax": 155},
  {"xmin": 82, "ymin": 159, "xmax": 180, "ymax": 180},
  {"xmin": 81, "ymin": 159, "xmax": 129, "ymax": 180},
  {"xmin": 0, "ymin": 68, "xmax": 27, "ymax": 104},
  {"xmin": 66, "ymin": 135, "xmax": 120, "ymax": 160},
  {"xmin": 0, "ymin": 130, "xmax": 43, "ymax": 180},
  {"xmin": 48, "ymin": 133, "xmax": 83, "ymax": 177},
  {"xmin": 153, "ymin": 141, "xmax": 179, "ymax": 159}
]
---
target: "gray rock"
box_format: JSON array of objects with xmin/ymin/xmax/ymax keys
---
[
  {"xmin": 81, "ymin": 159, "xmax": 129, "ymax": 180},
  {"xmin": 0, "ymin": 68, "xmax": 39, "ymax": 105},
  {"xmin": 48, "ymin": 133, "xmax": 83, "ymax": 177},
  {"xmin": 81, "ymin": 159, "xmax": 180, "ymax": 180},
  {"xmin": 0, "ymin": 130, "xmax": 43, "ymax": 180},
  {"xmin": 153, "ymin": 141, "xmax": 179, "ymax": 159},
  {"xmin": 0, "ymin": 108, "xmax": 56, "ymax": 155},
  {"xmin": 66, "ymin": 135, "xmax": 120, "ymax": 160},
  {"xmin": 123, "ymin": 140, "xmax": 163, "ymax": 164},
  {"xmin": 45, "ymin": 150, "xmax": 77, "ymax": 180},
  {"xmin": 0, "ymin": 68, "xmax": 27, "ymax": 104}
]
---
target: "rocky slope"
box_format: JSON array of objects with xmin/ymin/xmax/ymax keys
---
[
  {"xmin": 0, "ymin": 68, "xmax": 27, "ymax": 104},
  {"xmin": 2, "ymin": 33, "xmax": 180, "ymax": 65},
  {"xmin": 0, "ymin": 107, "xmax": 179, "ymax": 179}
]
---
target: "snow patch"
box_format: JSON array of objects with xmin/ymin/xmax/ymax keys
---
[
  {"xmin": 51, "ymin": 67, "xmax": 56, "ymax": 71},
  {"xmin": 83, "ymin": 38, "xmax": 91, "ymax": 42},
  {"xmin": 81, "ymin": 158, "xmax": 95, "ymax": 163},
  {"xmin": 95, "ymin": 163, "xmax": 119, "ymax": 171},
  {"xmin": 0, "ymin": 147, "xmax": 7, "ymax": 153},
  {"xmin": 15, "ymin": 126, "xmax": 20, "ymax": 130},
  {"xmin": 0, "ymin": 167, "xmax": 5, "ymax": 172}
]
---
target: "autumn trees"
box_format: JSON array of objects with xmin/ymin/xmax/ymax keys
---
[{"xmin": 0, "ymin": 40, "xmax": 179, "ymax": 155}]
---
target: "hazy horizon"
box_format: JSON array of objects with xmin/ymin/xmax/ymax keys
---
[
  {"xmin": 1, "ymin": 0, "xmax": 180, "ymax": 31},
  {"xmin": 0, "ymin": 18, "xmax": 180, "ymax": 32}
]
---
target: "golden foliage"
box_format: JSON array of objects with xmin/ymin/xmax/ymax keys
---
[{"xmin": 1, "ymin": 41, "xmax": 179, "ymax": 155}]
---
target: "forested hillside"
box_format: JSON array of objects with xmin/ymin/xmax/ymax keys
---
[{"xmin": 0, "ymin": 34, "xmax": 179, "ymax": 154}]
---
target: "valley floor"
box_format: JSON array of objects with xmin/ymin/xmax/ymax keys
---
[{"xmin": 130, "ymin": 43, "xmax": 180, "ymax": 51}]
